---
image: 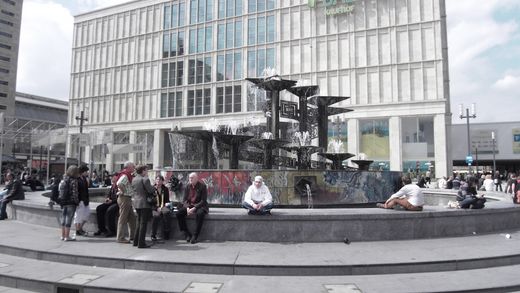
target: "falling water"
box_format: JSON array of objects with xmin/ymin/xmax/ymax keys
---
[
  {"xmin": 226, "ymin": 120, "xmax": 241, "ymax": 135},
  {"xmin": 261, "ymin": 67, "xmax": 279, "ymax": 79},
  {"xmin": 293, "ymin": 131, "xmax": 311, "ymax": 146},
  {"xmin": 305, "ymin": 184, "xmax": 313, "ymax": 209},
  {"xmin": 262, "ymin": 132, "xmax": 274, "ymax": 140},
  {"xmin": 358, "ymin": 153, "xmax": 367, "ymax": 160},
  {"xmin": 328, "ymin": 139, "xmax": 344, "ymax": 153},
  {"xmin": 212, "ymin": 135, "xmax": 220, "ymax": 170},
  {"xmin": 203, "ymin": 118, "xmax": 220, "ymax": 133}
]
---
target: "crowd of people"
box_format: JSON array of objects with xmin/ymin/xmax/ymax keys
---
[{"xmin": 48, "ymin": 161, "xmax": 274, "ymax": 247}]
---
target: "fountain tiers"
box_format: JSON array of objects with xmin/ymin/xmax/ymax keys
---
[{"xmin": 318, "ymin": 153, "xmax": 356, "ymax": 170}]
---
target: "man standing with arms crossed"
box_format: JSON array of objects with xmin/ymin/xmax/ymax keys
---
[{"xmin": 116, "ymin": 161, "xmax": 136, "ymax": 243}]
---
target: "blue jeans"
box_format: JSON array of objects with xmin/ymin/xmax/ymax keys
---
[
  {"xmin": 61, "ymin": 205, "xmax": 77, "ymax": 227},
  {"xmin": 242, "ymin": 202, "xmax": 273, "ymax": 215}
]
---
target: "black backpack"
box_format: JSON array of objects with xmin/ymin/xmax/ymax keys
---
[
  {"xmin": 50, "ymin": 182, "xmax": 60, "ymax": 204},
  {"xmin": 57, "ymin": 179, "xmax": 71, "ymax": 204}
]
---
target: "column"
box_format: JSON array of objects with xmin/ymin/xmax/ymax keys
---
[
  {"xmin": 347, "ymin": 119, "xmax": 359, "ymax": 165},
  {"xmin": 128, "ymin": 130, "xmax": 137, "ymax": 163},
  {"xmin": 153, "ymin": 129, "xmax": 164, "ymax": 170},
  {"xmin": 434, "ymin": 114, "xmax": 449, "ymax": 179},
  {"xmin": 389, "ymin": 117, "xmax": 402, "ymax": 171},
  {"xmin": 84, "ymin": 145, "xmax": 92, "ymax": 167},
  {"xmin": 105, "ymin": 146, "xmax": 114, "ymax": 173}
]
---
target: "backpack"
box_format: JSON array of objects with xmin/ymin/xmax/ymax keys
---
[
  {"xmin": 58, "ymin": 179, "xmax": 71, "ymax": 204},
  {"xmin": 50, "ymin": 182, "xmax": 60, "ymax": 204}
]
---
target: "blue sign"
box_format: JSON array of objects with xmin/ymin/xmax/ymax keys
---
[
  {"xmin": 514, "ymin": 134, "xmax": 520, "ymax": 142},
  {"xmin": 465, "ymin": 156, "xmax": 473, "ymax": 164}
]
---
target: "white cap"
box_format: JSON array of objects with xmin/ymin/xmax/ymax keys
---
[{"xmin": 254, "ymin": 176, "xmax": 263, "ymax": 182}]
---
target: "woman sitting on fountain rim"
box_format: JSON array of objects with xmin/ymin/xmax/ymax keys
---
[
  {"xmin": 377, "ymin": 176, "xmax": 424, "ymax": 211},
  {"xmin": 242, "ymin": 176, "xmax": 273, "ymax": 215}
]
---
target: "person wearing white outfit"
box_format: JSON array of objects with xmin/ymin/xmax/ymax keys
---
[
  {"xmin": 377, "ymin": 177, "xmax": 424, "ymax": 211},
  {"xmin": 242, "ymin": 176, "xmax": 273, "ymax": 215}
]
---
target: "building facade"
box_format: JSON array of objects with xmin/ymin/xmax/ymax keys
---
[
  {"xmin": 451, "ymin": 122, "xmax": 520, "ymax": 175},
  {"xmin": 0, "ymin": 0, "xmax": 23, "ymax": 116},
  {"xmin": 70, "ymin": 0, "xmax": 451, "ymax": 177}
]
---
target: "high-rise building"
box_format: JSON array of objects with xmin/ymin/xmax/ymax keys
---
[
  {"xmin": 70, "ymin": 0, "xmax": 452, "ymax": 177},
  {"xmin": 0, "ymin": 0, "xmax": 23, "ymax": 116}
]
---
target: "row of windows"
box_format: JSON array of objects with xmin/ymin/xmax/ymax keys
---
[
  {"xmin": 216, "ymin": 52, "xmax": 242, "ymax": 81},
  {"xmin": 0, "ymin": 31, "xmax": 12, "ymax": 38},
  {"xmin": 162, "ymin": 31, "xmax": 185, "ymax": 58},
  {"xmin": 0, "ymin": 55, "xmax": 9, "ymax": 62},
  {"xmin": 217, "ymin": 85, "xmax": 241, "ymax": 113},
  {"xmin": 217, "ymin": 0, "xmax": 244, "ymax": 19},
  {"xmin": 0, "ymin": 43, "xmax": 11, "ymax": 50},
  {"xmin": 190, "ymin": 0, "xmax": 214, "ymax": 24},
  {"xmin": 2, "ymin": 0, "xmax": 15, "ymax": 6},
  {"xmin": 248, "ymin": 0, "xmax": 275, "ymax": 13},
  {"xmin": 0, "ymin": 80, "xmax": 8, "ymax": 85},
  {"xmin": 187, "ymin": 88, "xmax": 211, "ymax": 115},
  {"xmin": 189, "ymin": 26, "xmax": 213, "ymax": 53},
  {"xmin": 0, "ymin": 92, "xmax": 6, "ymax": 97},
  {"xmin": 188, "ymin": 57, "xmax": 212, "ymax": 84},
  {"xmin": 160, "ymin": 92, "xmax": 183, "ymax": 118},
  {"xmin": 0, "ymin": 19, "xmax": 13, "ymax": 27},
  {"xmin": 160, "ymin": 86, "xmax": 241, "ymax": 118},
  {"xmin": 217, "ymin": 21, "xmax": 242, "ymax": 49},
  {"xmin": 161, "ymin": 61, "xmax": 184, "ymax": 87},
  {"xmin": 0, "ymin": 68, "xmax": 9, "ymax": 73},
  {"xmin": 248, "ymin": 15, "xmax": 275, "ymax": 45},
  {"xmin": 247, "ymin": 48, "xmax": 275, "ymax": 77},
  {"xmin": 163, "ymin": 2, "xmax": 186, "ymax": 29}
]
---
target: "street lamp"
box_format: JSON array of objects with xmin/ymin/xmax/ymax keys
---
[
  {"xmin": 459, "ymin": 103, "xmax": 476, "ymax": 174},
  {"xmin": 492, "ymin": 131, "xmax": 496, "ymax": 177},
  {"xmin": 75, "ymin": 103, "xmax": 89, "ymax": 165}
]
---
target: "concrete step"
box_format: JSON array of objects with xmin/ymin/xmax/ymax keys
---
[
  {"xmin": 1, "ymin": 221, "xmax": 520, "ymax": 277},
  {"xmin": 1, "ymin": 253, "xmax": 520, "ymax": 293}
]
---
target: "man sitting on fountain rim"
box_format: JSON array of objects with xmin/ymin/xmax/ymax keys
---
[
  {"xmin": 242, "ymin": 176, "xmax": 273, "ymax": 215},
  {"xmin": 377, "ymin": 176, "xmax": 424, "ymax": 211}
]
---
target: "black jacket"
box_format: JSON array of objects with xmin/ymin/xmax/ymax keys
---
[
  {"xmin": 77, "ymin": 175, "xmax": 90, "ymax": 206},
  {"xmin": 4, "ymin": 179, "xmax": 25, "ymax": 201},
  {"xmin": 182, "ymin": 181, "xmax": 208, "ymax": 213},
  {"xmin": 155, "ymin": 185, "xmax": 170, "ymax": 208}
]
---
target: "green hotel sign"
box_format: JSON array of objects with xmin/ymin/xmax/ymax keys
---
[{"xmin": 308, "ymin": 0, "xmax": 355, "ymax": 16}]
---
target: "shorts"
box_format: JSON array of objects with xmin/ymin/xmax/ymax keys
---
[{"xmin": 74, "ymin": 201, "xmax": 91, "ymax": 224}]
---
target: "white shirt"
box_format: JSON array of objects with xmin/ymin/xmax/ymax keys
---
[
  {"xmin": 244, "ymin": 184, "xmax": 272, "ymax": 206},
  {"xmin": 483, "ymin": 179, "xmax": 494, "ymax": 192},
  {"xmin": 437, "ymin": 178, "xmax": 447, "ymax": 189},
  {"xmin": 389, "ymin": 184, "xmax": 424, "ymax": 207}
]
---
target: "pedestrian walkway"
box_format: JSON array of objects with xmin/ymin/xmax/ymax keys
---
[{"xmin": 0, "ymin": 221, "xmax": 520, "ymax": 292}]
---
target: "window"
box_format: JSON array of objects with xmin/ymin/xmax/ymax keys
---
[
  {"xmin": 204, "ymin": 57, "xmax": 212, "ymax": 82},
  {"xmin": 160, "ymin": 92, "xmax": 183, "ymax": 118},
  {"xmin": 0, "ymin": 68, "xmax": 8, "ymax": 74},
  {"xmin": 248, "ymin": 15, "xmax": 275, "ymax": 45},
  {"xmin": 218, "ymin": 20, "xmax": 242, "ymax": 49},
  {"xmin": 0, "ymin": 93, "xmax": 6, "ymax": 98},
  {"xmin": 0, "ymin": 30, "xmax": 13, "ymax": 38},
  {"xmin": 0, "ymin": 43, "xmax": 11, "ymax": 50},
  {"xmin": 161, "ymin": 62, "xmax": 184, "ymax": 87},
  {"xmin": 2, "ymin": 0, "xmax": 16, "ymax": 6},
  {"xmin": 0, "ymin": 105, "xmax": 5, "ymax": 110},
  {"xmin": 217, "ymin": 85, "xmax": 241, "ymax": 113},
  {"xmin": 1, "ymin": 10, "xmax": 14, "ymax": 17},
  {"xmin": 205, "ymin": 27, "xmax": 213, "ymax": 51},
  {"xmin": 163, "ymin": 33, "xmax": 170, "ymax": 58},
  {"xmin": 219, "ymin": 0, "xmax": 242, "ymax": 19},
  {"xmin": 189, "ymin": 57, "xmax": 211, "ymax": 85},
  {"xmin": 402, "ymin": 117, "xmax": 435, "ymax": 171},
  {"xmin": 189, "ymin": 27, "xmax": 211, "ymax": 53},
  {"xmin": 0, "ymin": 56, "xmax": 9, "ymax": 62},
  {"xmin": 170, "ymin": 32, "xmax": 178, "ymax": 56},
  {"xmin": 247, "ymin": 48, "xmax": 275, "ymax": 77},
  {"xmin": 248, "ymin": 0, "xmax": 274, "ymax": 13},
  {"xmin": 359, "ymin": 119, "xmax": 390, "ymax": 161},
  {"xmin": 217, "ymin": 55, "xmax": 225, "ymax": 81},
  {"xmin": 188, "ymin": 59, "xmax": 196, "ymax": 84},
  {"xmin": 163, "ymin": 5, "xmax": 171, "ymax": 29},
  {"xmin": 0, "ymin": 80, "xmax": 8, "ymax": 85},
  {"xmin": 190, "ymin": 0, "xmax": 213, "ymax": 23}
]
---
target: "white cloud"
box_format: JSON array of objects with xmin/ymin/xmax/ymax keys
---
[
  {"xmin": 493, "ymin": 74, "xmax": 520, "ymax": 91},
  {"xmin": 446, "ymin": 0, "xmax": 520, "ymax": 123},
  {"xmin": 16, "ymin": 0, "xmax": 74, "ymax": 100}
]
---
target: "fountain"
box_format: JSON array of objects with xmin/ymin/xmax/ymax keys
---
[{"xmin": 165, "ymin": 71, "xmax": 402, "ymax": 207}]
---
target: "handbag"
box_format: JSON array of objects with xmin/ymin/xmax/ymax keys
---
[{"xmin": 141, "ymin": 180, "xmax": 157, "ymax": 207}]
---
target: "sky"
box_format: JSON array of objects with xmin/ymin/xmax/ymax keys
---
[{"xmin": 15, "ymin": 0, "xmax": 520, "ymax": 124}]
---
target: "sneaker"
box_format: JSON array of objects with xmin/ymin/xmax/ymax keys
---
[
  {"xmin": 93, "ymin": 230, "xmax": 104, "ymax": 236},
  {"xmin": 76, "ymin": 230, "xmax": 86, "ymax": 236},
  {"xmin": 64, "ymin": 237, "xmax": 76, "ymax": 242},
  {"xmin": 151, "ymin": 236, "xmax": 157, "ymax": 242},
  {"xmin": 60, "ymin": 237, "xmax": 64, "ymax": 241},
  {"xmin": 376, "ymin": 203, "xmax": 386, "ymax": 209}
]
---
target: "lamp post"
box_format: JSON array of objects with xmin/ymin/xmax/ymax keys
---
[
  {"xmin": 75, "ymin": 106, "xmax": 88, "ymax": 165},
  {"xmin": 492, "ymin": 131, "xmax": 496, "ymax": 177},
  {"xmin": 459, "ymin": 103, "xmax": 476, "ymax": 174}
]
